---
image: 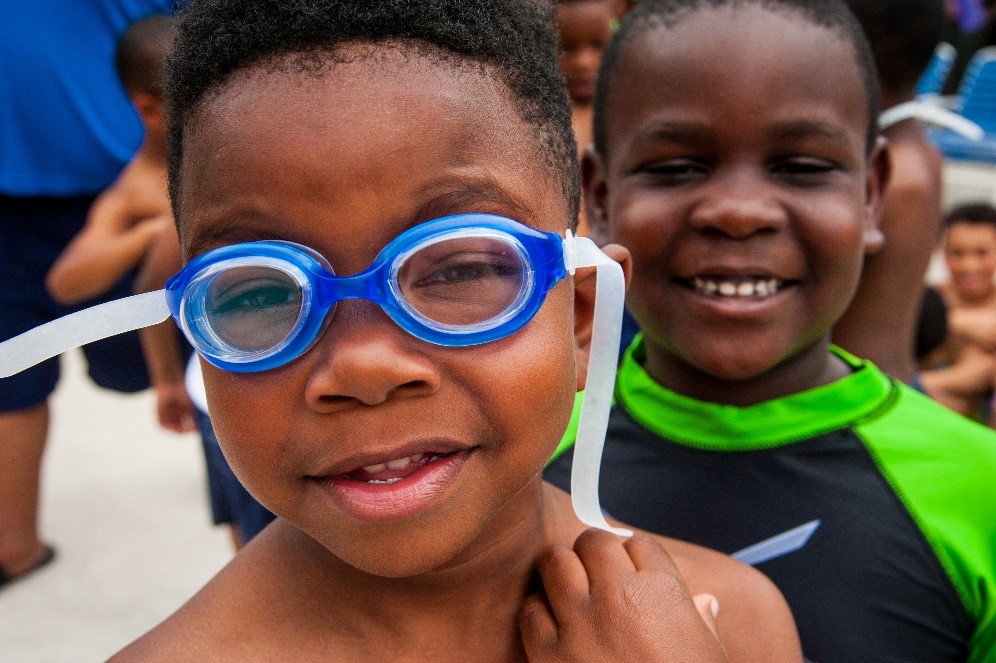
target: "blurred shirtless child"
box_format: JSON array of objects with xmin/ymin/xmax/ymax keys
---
[
  {"xmin": 921, "ymin": 202, "xmax": 996, "ymax": 419},
  {"xmin": 831, "ymin": 0, "xmax": 947, "ymax": 384},
  {"xmin": 46, "ymin": 13, "xmax": 274, "ymax": 549},
  {"xmin": 553, "ymin": 0, "xmax": 616, "ymax": 235},
  {"xmin": 46, "ymin": 14, "xmax": 174, "ymax": 305}
]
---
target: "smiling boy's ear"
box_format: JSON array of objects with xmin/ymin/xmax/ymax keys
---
[
  {"xmin": 862, "ymin": 135, "xmax": 891, "ymax": 255},
  {"xmin": 581, "ymin": 146, "xmax": 611, "ymax": 246},
  {"xmin": 574, "ymin": 243, "xmax": 632, "ymax": 391}
]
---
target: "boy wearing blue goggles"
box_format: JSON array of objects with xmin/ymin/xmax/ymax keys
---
[{"xmin": 0, "ymin": 0, "xmax": 801, "ymax": 659}]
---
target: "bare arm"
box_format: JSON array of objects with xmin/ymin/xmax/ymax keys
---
[
  {"xmin": 947, "ymin": 307, "xmax": 996, "ymax": 351},
  {"xmin": 832, "ymin": 134, "xmax": 943, "ymax": 382},
  {"xmin": 45, "ymin": 188, "xmax": 169, "ymax": 305},
  {"xmin": 135, "ymin": 224, "xmax": 196, "ymax": 433}
]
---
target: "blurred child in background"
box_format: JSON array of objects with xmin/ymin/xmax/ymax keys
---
[
  {"xmin": 554, "ymin": 0, "xmax": 616, "ymax": 236},
  {"xmin": 921, "ymin": 202, "xmax": 996, "ymax": 421}
]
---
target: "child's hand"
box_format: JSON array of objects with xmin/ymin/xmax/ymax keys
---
[
  {"xmin": 155, "ymin": 381, "xmax": 197, "ymax": 434},
  {"xmin": 520, "ymin": 529, "xmax": 728, "ymax": 662}
]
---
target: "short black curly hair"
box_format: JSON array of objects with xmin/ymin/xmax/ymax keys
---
[
  {"xmin": 945, "ymin": 201, "xmax": 996, "ymax": 228},
  {"xmin": 164, "ymin": 0, "xmax": 578, "ymax": 224},
  {"xmin": 593, "ymin": 0, "xmax": 880, "ymax": 158}
]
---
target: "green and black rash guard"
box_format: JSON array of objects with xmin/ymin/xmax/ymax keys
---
[{"xmin": 545, "ymin": 339, "xmax": 996, "ymax": 663}]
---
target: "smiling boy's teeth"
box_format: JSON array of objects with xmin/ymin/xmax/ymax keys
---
[
  {"xmin": 361, "ymin": 462, "xmax": 387, "ymax": 473},
  {"xmin": 387, "ymin": 455, "xmax": 418, "ymax": 470},
  {"xmin": 718, "ymin": 282, "xmax": 737, "ymax": 296},
  {"xmin": 693, "ymin": 278, "xmax": 782, "ymax": 298}
]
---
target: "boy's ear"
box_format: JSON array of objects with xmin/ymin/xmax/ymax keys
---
[
  {"xmin": 862, "ymin": 135, "xmax": 891, "ymax": 255},
  {"xmin": 133, "ymin": 92, "xmax": 166, "ymax": 131},
  {"xmin": 574, "ymin": 243, "xmax": 632, "ymax": 391},
  {"xmin": 581, "ymin": 145, "xmax": 611, "ymax": 246}
]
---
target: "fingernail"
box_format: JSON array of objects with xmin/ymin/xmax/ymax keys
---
[{"xmin": 709, "ymin": 597, "xmax": 719, "ymax": 619}]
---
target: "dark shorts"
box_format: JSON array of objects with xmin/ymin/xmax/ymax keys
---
[
  {"xmin": 195, "ymin": 410, "xmax": 275, "ymax": 542},
  {"xmin": 0, "ymin": 195, "xmax": 150, "ymax": 411}
]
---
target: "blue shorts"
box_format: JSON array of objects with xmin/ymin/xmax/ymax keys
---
[
  {"xmin": 0, "ymin": 195, "xmax": 150, "ymax": 411},
  {"xmin": 195, "ymin": 410, "xmax": 275, "ymax": 542}
]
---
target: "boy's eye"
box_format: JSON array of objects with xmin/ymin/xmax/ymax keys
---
[
  {"xmin": 410, "ymin": 253, "xmax": 520, "ymax": 288},
  {"xmin": 212, "ymin": 283, "xmax": 299, "ymax": 313},
  {"xmin": 635, "ymin": 159, "xmax": 709, "ymax": 184},
  {"xmin": 207, "ymin": 274, "xmax": 304, "ymax": 351},
  {"xmin": 770, "ymin": 157, "xmax": 837, "ymax": 182},
  {"xmin": 400, "ymin": 249, "xmax": 526, "ymax": 325}
]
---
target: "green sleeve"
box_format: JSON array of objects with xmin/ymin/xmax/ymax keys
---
[
  {"xmin": 549, "ymin": 391, "xmax": 584, "ymax": 463},
  {"xmin": 857, "ymin": 385, "xmax": 996, "ymax": 660}
]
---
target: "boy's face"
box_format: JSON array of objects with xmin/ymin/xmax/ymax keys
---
[
  {"xmin": 555, "ymin": 1, "xmax": 615, "ymax": 105},
  {"xmin": 585, "ymin": 6, "xmax": 885, "ymax": 389},
  {"xmin": 177, "ymin": 49, "xmax": 582, "ymax": 576},
  {"xmin": 944, "ymin": 221, "xmax": 996, "ymax": 301}
]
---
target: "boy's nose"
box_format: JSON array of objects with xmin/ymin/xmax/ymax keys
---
[
  {"xmin": 688, "ymin": 178, "xmax": 788, "ymax": 239},
  {"xmin": 303, "ymin": 301, "xmax": 441, "ymax": 413}
]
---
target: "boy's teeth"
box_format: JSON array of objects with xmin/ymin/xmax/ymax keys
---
[
  {"xmin": 387, "ymin": 455, "xmax": 418, "ymax": 470},
  {"xmin": 362, "ymin": 453, "xmax": 425, "ymax": 474},
  {"xmin": 692, "ymin": 277, "xmax": 782, "ymax": 298}
]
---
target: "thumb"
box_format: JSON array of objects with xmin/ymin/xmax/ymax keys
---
[{"xmin": 692, "ymin": 593, "xmax": 720, "ymax": 638}]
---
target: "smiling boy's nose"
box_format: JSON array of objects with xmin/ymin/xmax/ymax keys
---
[
  {"xmin": 688, "ymin": 177, "xmax": 788, "ymax": 239},
  {"xmin": 303, "ymin": 301, "xmax": 441, "ymax": 413}
]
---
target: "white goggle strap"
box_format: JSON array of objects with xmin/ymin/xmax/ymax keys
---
[
  {"xmin": 877, "ymin": 99, "xmax": 984, "ymax": 139},
  {"xmin": 0, "ymin": 290, "xmax": 171, "ymax": 378},
  {"xmin": 563, "ymin": 231, "xmax": 632, "ymax": 537}
]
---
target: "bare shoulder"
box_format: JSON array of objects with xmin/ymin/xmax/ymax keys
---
[
  {"xmin": 657, "ymin": 533, "xmax": 802, "ymax": 663},
  {"xmin": 109, "ymin": 525, "xmax": 317, "ymax": 662},
  {"xmin": 104, "ymin": 158, "xmax": 172, "ymax": 220},
  {"xmin": 108, "ymin": 558, "xmax": 258, "ymax": 662}
]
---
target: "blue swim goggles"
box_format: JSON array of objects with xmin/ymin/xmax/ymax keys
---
[
  {"xmin": 0, "ymin": 213, "xmax": 630, "ymax": 536},
  {"xmin": 166, "ymin": 214, "xmax": 570, "ymax": 372}
]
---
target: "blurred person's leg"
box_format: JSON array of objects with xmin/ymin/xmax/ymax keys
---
[
  {"xmin": 0, "ymin": 195, "xmax": 92, "ymax": 583},
  {"xmin": 0, "ymin": 404, "xmax": 50, "ymax": 576}
]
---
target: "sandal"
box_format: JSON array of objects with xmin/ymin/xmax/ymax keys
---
[{"xmin": 0, "ymin": 546, "xmax": 56, "ymax": 590}]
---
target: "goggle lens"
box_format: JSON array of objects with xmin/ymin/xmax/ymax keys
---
[
  {"xmin": 394, "ymin": 234, "xmax": 531, "ymax": 329},
  {"xmin": 204, "ymin": 265, "xmax": 305, "ymax": 353}
]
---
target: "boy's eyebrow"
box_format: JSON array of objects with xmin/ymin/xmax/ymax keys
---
[
  {"xmin": 183, "ymin": 214, "xmax": 282, "ymax": 256},
  {"xmin": 183, "ymin": 179, "xmax": 538, "ymax": 257},
  {"xmin": 768, "ymin": 120, "xmax": 853, "ymax": 145},
  {"xmin": 632, "ymin": 120, "xmax": 854, "ymax": 146},
  {"xmin": 411, "ymin": 179, "xmax": 535, "ymax": 224},
  {"xmin": 632, "ymin": 121, "xmax": 708, "ymax": 144}
]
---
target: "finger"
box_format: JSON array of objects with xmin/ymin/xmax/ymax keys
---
[
  {"xmin": 535, "ymin": 544, "xmax": 590, "ymax": 623},
  {"xmin": 518, "ymin": 592, "xmax": 559, "ymax": 658},
  {"xmin": 692, "ymin": 593, "xmax": 721, "ymax": 639},
  {"xmin": 622, "ymin": 532, "xmax": 680, "ymax": 574},
  {"xmin": 573, "ymin": 527, "xmax": 636, "ymax": 593}
]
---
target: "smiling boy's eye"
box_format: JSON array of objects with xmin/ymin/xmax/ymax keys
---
[
  {"xmin": 636, "ymin": 159, "xmax": 709, "ymax": 184},
  {"xmin": 770, "ymin": 157, "xmax": 837, "ymax": 183}
]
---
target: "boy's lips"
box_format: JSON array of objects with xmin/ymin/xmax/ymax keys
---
[
  {"xmin": 308, "ymin": 441, "xmax": 476, "ymax": 522},
  {"xmin": 673, "ymin": 271, "xmax": 798, "ymax": 316}
]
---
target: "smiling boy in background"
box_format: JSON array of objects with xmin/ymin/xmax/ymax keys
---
[{"xmin": 545, "ymin": 1, "xmax": 996, "ymax": 660}]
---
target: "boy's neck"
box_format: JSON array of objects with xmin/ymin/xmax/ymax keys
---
[
  {"xmin": 261, "ymin": 480, "xmax": 578, "ymax": 659},
  {"xmin": 641, "ymin": 338, "xmax": 852, "ymax": 407}
]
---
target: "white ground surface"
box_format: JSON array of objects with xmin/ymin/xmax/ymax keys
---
[{"xmin": 0, "ymin": 350, "xmax": 233, "ymax": 663}]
